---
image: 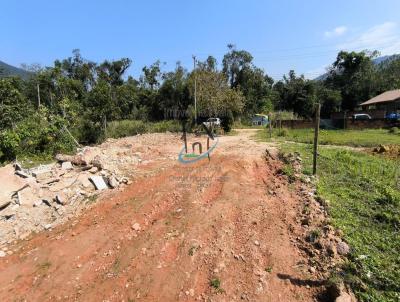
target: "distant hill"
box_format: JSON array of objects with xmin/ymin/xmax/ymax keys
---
[
  {"xmin": 0, "ymin": 60, "xmax": 32, "ymax": 80},
  {"xmin": 314, "ymin": 54, "xmax": 400, "ymax": 81}
]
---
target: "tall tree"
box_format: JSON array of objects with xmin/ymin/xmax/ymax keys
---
[{"xmin": 326, "ymin": 50, "xmax": 378, "ymax": 110}]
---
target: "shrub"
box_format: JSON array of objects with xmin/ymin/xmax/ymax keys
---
[
  {"xmin": 388, "ymin": 127, "xmax": 399, "ymax": 134},
  {"xmin": 221, "ymin": 110, "xmax": 234, "ymax": 133},
  {"xmin": 0, "ymin": 110, "xmax": 76, "ymax": 162}
]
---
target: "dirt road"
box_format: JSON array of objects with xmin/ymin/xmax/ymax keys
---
[{"xmin": 0, "ymin": 130, "xmax": 325, "ymax": 301}]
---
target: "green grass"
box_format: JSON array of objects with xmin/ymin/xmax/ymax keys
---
[
  {"xmin": 257, "ymin": 128, "xmax": 400, "ymax": 147},
  {"xmin": 106, "ymin": 120, "xmax": 182, "ymax": 139},
  {"xmin": 278, "ymin": 143, "xmax": 400, "ymax": 302}
]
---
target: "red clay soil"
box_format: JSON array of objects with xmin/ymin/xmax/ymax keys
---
[{"xmin": 0, "ymin": 130, "xmax": 325, "ymax": 301}]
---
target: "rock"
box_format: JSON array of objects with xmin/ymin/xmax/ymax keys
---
[
  {"xmin": 0, "ymin": 250, "xmax": 6, "ymax": 257},
  {"xmin": 89, "ymin": 176, "xmax": 108, "ymax": 190},
  {"xmin": 336, "ymin": 241, "xmax": 350, "ymax": 256},
  {"xmin": 44, "ymin": 224, "xmax": 52, "ymax": 230},
  {"xmin": 91, "ymin": 157, "xmax": 104, "ymax": 170},
  {"xmin": 326, "ymin": 242, "xmax": 337, "ymax": 256},
  {"xmin": 309, "ymin": 267, "xmax": 316, "ymax": 274},
  {"xmin": 33, "ymin": 170, "xmax": 53, "ymax": 182},
  {"xmin": 254, "ymin": 240, "xmax": 260, "ymax": 246},
  {"xmin": 131, "ymin": 223, "xmax": 141, "ymax": 231},
  {"xmin": 108, "ymin": 176, "xmax": 119, "ymax": 188},
  {"xmin": 33, "ymin": 200, "xmax": 42, "ymax": 207},
  {"xmin": 61, "ymin": 161, "xmax": 73, "ymax": 170},
  {"xmin": 15, "ymin": 170, "xmax": 29, "ymax": 178},
  {"xmin": 0, "ymin": 200, "xmax": 11, "ymax": 211},
  {"xmin": 56, "ymin": 154, "xmax": 87, "ymax": 166},
  {"xmin": 55, "ymin": 195, "xmax": 67, "ymax": 206},
  {"xmin": 14, "ymin": 162, "xmax": 22, "ymax": 171},
  {"xmin": 89, "ymin": 167, "xmax": 98, "ymax": 174}
]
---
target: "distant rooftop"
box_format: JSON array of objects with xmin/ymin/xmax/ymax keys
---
[{"xmin": 360, "ymin": 89, "xmax": 400, "ymax": 106}]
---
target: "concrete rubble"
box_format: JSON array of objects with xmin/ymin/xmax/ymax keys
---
[
  {"xmin": 0, "ymin": 132, "xmax": 182, "ymax": 252},
  {"xmin": 0, "ymin": 141, "xmax": 140, "ymax": 249}
]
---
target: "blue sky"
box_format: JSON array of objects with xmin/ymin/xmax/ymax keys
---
[{"xmin": 1, "ymin": 0, "xmax": 400, "ymax": 80}]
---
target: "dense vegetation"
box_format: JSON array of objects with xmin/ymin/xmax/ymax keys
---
[{"xmin": 1, "ymin": 46, "xmax": 400, "ymax": 161}]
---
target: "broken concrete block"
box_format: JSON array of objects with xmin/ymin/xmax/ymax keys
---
[
  {"xmin": 61, "ymin": 161, "xmax": 73, "ymax": 170},
  {"xmin": 108, "ymin": 176, "xmax": 119, "ymax": 189},
  {"xmin": 89, "ymin": 176, "xmax": 108, "ymax": 190},
  {"xmin": 14, "ymin": 162, "xmax": 22, "ymax": 171},
  {"xmin": 15, "ymin": 170, "xmax": 29, "ymax": 178},
  {"xmin": 55, "ymin": 195, "xmax": 67, "ymax": 206},
  {"xmin": 33, "ymin": 200, "xmax": 42, "ymax": 207},
  {"xmin": 0, "ymin": 200, "xmax": 11, "ymax": 211}
]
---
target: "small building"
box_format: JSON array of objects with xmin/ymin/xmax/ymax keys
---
[
  {"xmin": 360, "ymin": 89, "xmax": 400, "ymax": 113},
  {"xmin": 252, "ymin": 114, "xmax": 269, "ymax": 126}
]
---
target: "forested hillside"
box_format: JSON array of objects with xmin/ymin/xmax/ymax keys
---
[{"xmin": 0, "ymin": 61, "xmax": 32, "ymax": 80}]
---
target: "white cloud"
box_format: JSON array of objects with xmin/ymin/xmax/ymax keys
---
[
  {"xmin": 337, "ymin": 22, "xmax": 400, "ymax": 55},
  {"xmin": 324, "ymin": 26, "xmax": 348, "ymax": 38}
]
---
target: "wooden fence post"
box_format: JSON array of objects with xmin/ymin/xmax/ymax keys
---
[{"xmin": 313, "ymin": 103, "xmax": 321, "ymax": 175}]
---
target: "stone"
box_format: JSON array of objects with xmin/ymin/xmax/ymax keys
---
[
  {"xmin": 33, "ymin": 170, "xmax": 53, "ymax": 182},
  {"xmin": 89, "ymin": 176, "xmax": 108, "ymax": 190},
  {"xmin": 254, "ymin": 240, "xmax": 260, "ymax": 246},
  {"xmin": 108, "ymin": 176, "xmax": 119, "ymax": 189},
  {"xmin": 14, "ymin": 162, "xmax": 23, "ymax": 171},
  {"xmin": 44, "ymin": 224, "xmax": 52, "ymax": 230},
  {"xmin": 91, "ymin": 157, "xmax": 104, "ymax": 170},
  {"xmin": 0, "ymin": 200, "xmax": 11, "ymax": 211},
  {"xmin": 0, "ymin": 250, "xmax": 6, "ymax": 257},
  {"xmin": 55, "ymin": 195, "xmax": 67, "ymax": 206},
  {"xmin": 336, "ymin": 241, "xmax": 350, "ymax": 256},
  {"xmin": 61, "ymin": 161, "xmax": 73, "ymax": 170},
  {"xmin": 89, "ymin": 167, "xmax": 98, "ymax": 174},
  {"xmin": 33, "ymin": 200, "xmax": 42, "ymax": 207},
  {"xmin": 131, "ymin": 223, "xmax": 141, "ymax": 231},
  {"xmin": 56, "ymin": 154, "xmax": 87, "ymax": 166},
  {"xmin": 15, "ymin": 170, "xmax": 29, "ymax": 178}
]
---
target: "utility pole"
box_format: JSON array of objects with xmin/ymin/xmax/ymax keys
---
[
  {"xmin": 37, "ymin": 83, "xmax": 41, "ymax": 108},
  {"xmin": 192, "ymin": 55, "xmax": 197, "ymax": 124},
  {"xmin": 313, "ymin": 103, "xmax": 321, "ymax": 175}
]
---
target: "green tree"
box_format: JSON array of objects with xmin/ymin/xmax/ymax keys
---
[
  {"xmin": 222, "ymin": 44, "xmax": 253, "ymax": 88},
  {"xmin": 274, "ymin": 71, "xmax": 317, "ymax": 118},
  {"xmin": 0, "ymin": 77, "xmax": 30, "ymax": 130},
  {"xmin": 326, "ymin": 50, "xmax": 379, "ymax": 110}
]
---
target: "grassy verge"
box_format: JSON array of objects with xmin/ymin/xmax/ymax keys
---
[
  {"xmin": 256, "ymin": 128, "xmax": 400, "ymax": 147},
  {"xmin": 279, "ymin": 142, "xmax": 400, "ymax": 301}
]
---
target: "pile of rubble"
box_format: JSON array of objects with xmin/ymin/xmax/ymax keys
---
[{"xmin": 0, "ymin": 147, "xmax": 136, "ymax": 252}]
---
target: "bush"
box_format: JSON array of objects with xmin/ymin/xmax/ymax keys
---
[
  {"xmin": 0, "ymin": 109, "xmax": 76, "ymax": 162},
  {"xmin": 221, "ymin": 110, "xmax": 234, "ymax": 133},
  {"xmin": 388, "ymin": 127, "xmax": 399, "ymax": 134}
]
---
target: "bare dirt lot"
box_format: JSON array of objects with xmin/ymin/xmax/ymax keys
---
[{"xmin": 0, "ymin": 130, "xmax": 334, "ymax": 301}]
